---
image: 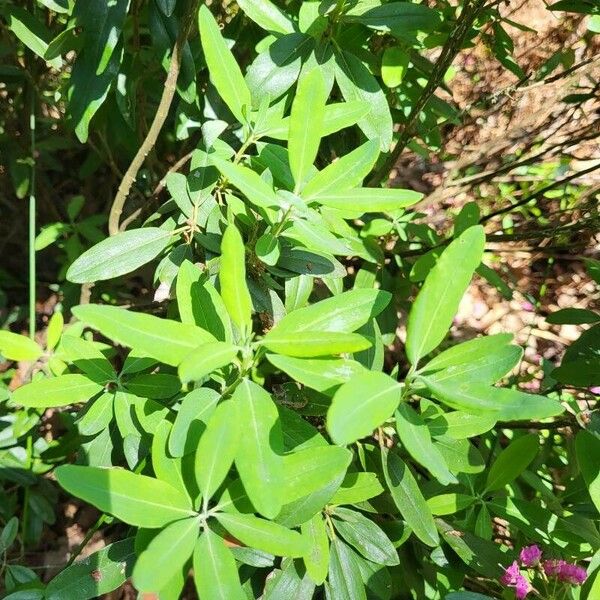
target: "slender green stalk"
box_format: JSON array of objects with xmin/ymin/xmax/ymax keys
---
[{"xmin": 28, "ymin": 65, "xmax": 36, "ymax": 339}]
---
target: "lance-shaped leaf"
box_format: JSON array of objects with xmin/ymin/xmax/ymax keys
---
[
  {"xmin": 331, "ymin": 472, "xmax": 384, "ymax": 505},
  {"xmin": 419, "ymin": 333, "xmax": 521, "ymax": 385},
  {"xmin": 328, "ymin": 371, "xmax": 401, "ymax": 445},
  {"xmin": 332, "ymin": 507, "xmax": 399, "ymax": 566},
  {"xmin": 302, "ymin": 513, "xmax": 329, "ymax": 585},
  {"xmin": 45, "ymin": 538, "xmax": 136, "ymax": 600},
  {"xmin": 345, "ymin": 3, "xmax": 441, "ymax": 36},
  {"xmin": 212, "ymin": 157, "xmax": 279, "ymax": 211},
  {"xmin": 484, "ymin": 434, "xmax": 538, "ymax": 492},
  {"xmin": 289, "ymin": 69, "xmax": 327, "ymax": 191},
  {"xmin": 219, "ymin": 224, "xmax": 253, "ymax": 337},
  {"xmin": 195, "ymin": 400, "xmax": 241, "ymax": 500},
  {"xmin": 176, "ymin": 260, "xmax": 232, "ymax": 341},
  {"xmin": 382, "ymin": 448, "xmax": 439, "ymax": 547},
  {"xmin": 67, "ymin": 0, "xmax": 129, "ymax": 141},
  {"xmin": 267, "ymin": 354, "xmax": 366, "ymax": 393},
  {"xmin": 327, "ymin": 538, "xmax": 367, "ymax": 600},
  {"xmin": 236, "ymin": 0, "xmax": 294, "ymax": 34},
  {"xmin": 55, "ymin": 465, "xmax": 195, "ymax": 528},
  {"xmin": 395, "ymin": 404, "xmax": 457, "ymax": 486},
  {"xmin": 300, "ymin": 139, "xmax": 380, "ymax": 201},
  {"xmin": 178, "ymin": 342, "xmax": 239, "ymax": 383},
  {"xmin": 12, "ymin": 374, "xmax": 102, "ymax": 409},
  {"xmin": 259, "ymin": 330, "xmax": 371, "ymax": 357},
  {"xmin": 334, "ymin": 50, "xmax": 393, "ymax": 151},
  {"xmin": 125, "ymin": 373, "xmax": 181, "ymax": 399},
  {"xmin": 406, "ymin": 226, "xmax": 485, "ymax": 366},
  {"xmin": 193, "ymin": 529, "xmax": 246, "ymax": 600},
  {"xmin": 283, "ymin": 446, "xmax": 352, "ymax": 503},
  {"xmin": 576, "ymin": 430, "xmax": 600, "ymax": 513},
  {"xmin": 233, "ymin": 379, "xmax": 284, "ymax": 518},
  {"xmin": 198, "ymin": 5, "xmax": 251, "ymax": 123},
  {"xmin": 169, "ymin": 388, "xmax": 220, "ymax": 457},
  {"xmin": 216, "ymin": 512, "xmax": 307, "ymax": 557},
  {"xmin": 421, "ymin": 377, "xmax": 565, "ymax": 421},
  {"xmin": 133, "ymin": 517, "xmax": 200, "ymax": 592},
  {"xmin": 67, "ymin": 228, "xmax": 173, "ymax": 283},
  {"xmin": 61, "ymin": 336, "xmax": 116, "ymax": 383},
  {"xmin": 313, "ymin": 187, "xmax": 422, "ymax": 213},
  {"xmin": 269, "ymin": 101, "xmax": 370, "ymax": 140},
  {"xmin": 273, "ymin": 288, "xmax": 390, "ymax": 334},
  {"xmin": 0, "ymin": 331, "xmax": 42, "ymax": 361},
  {"xmin": 72, "ymin": 304, "xmax": 214, "ymax": 367}
]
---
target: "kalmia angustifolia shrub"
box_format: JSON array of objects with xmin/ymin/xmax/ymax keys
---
[{"xmin": 1, "ymin": 0, "xmax": 599, "ymax": 598}]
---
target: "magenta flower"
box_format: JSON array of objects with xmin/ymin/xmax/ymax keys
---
[
  {"xmin": 557, "ymin": 562, "xmax": 587, "ymax": 585},
  {"xmin": 501, "ymin": 561, "xmax": 521, "ymax": 585},
  {"xmin": 514, "ymin": 576, "xmax": 531, "ymax": 599},
  {"xmin": 520, "ymin": 545, "xmax": 542, "ymax": 567},
  {"xmin": 500, "ymin": 561, "xmax": 530, "ymax": 598},
  {"xmin": 543, "ymin": 559, "xmax": 565, "ymax": 577}
]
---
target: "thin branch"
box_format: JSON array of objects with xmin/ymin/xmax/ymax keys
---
[
  {"xmin": 107, "ymin": 0, "xmax": 199, "ymax": 236},
  {"xmin": 367, "ymin": 0, "xmax": 487, "ymax": 187}
]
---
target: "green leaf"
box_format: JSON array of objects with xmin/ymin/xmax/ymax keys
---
[
  {"xmin": 125, "ymin": 373, "xmax": 180, "ymax": 399},
  {"xmin": 382, "ymin": 448, "xmax": 439, "ymax": 547},
  {"xmin": 216, "ymin": 512, "xmax": 307, "ymax": 557},
  {"xmin": 198, "ymin": 5, "xmax": 252, "ymax": 122},
  {"xmin": 151, "ymin": 421, "xmax": 191, "ymax": 500},
  {"xmin": 45, "ymin": 539, "xmax": 135, "ymax": 600},
  {"xmin": 289, "ymin": 69, "xmax": 327, "ymax": 191},
  {"xmin": 132, "ymin": 517, "xmax": 199, "ymax": 592},
  {"xmin": 68, "ymin": 1, "xmax": 128, "ymax": 141},
  {"xmin": 330, "ymin": 472, "xmax": 384, "ymax": 505},
  {"xmin": 233, "ymin": 379, "xmax": 284, "ymax": 518},
  {"xmin": 300, "ymin": 139, "xmax": 380, "ymax": 201},
  {"xmin": 263, "ymin": 557, "xmax": 316, "ymax": 598},
  {"xmin": 381, "ymin": 47, "xmax": 409, "ymax": 88},
  {"xmin": 313, "ymin": 187, "xmax": 422, "ymax": 214},
  {"xmin": 220, "ymin": 224, "xmax": 253, "ymax": 336},
  {"xmin": 274, "ymin": 288, "xmax": 390, "ymax": 334},
  {"xmin": 426, "ymin": 493, "xmax": 476, "ymax": 516},
  {"xmin": 395, "ymin": 404, "xmax": 457, "ymax": 485},
  {"xmin": 267, "ymin": 354, "xmax": 366, "ymax": 393},
  {"xmin": 176, "ymin": 260, "xmax": 231, "ymax": 341},
  {"xmin": 485, "ymin": 434, "xmax": 538, "ymax": 492},
  {"xmin": 333, "ymin": 507, "xmax": 398, "ymax": 566},
  {"xmin": 6, "ymin": 6, "xmax": 61, "ymax": 66},
  {"xmin": 334, "ymin": 50, "xmax": 393, "ymax": 151},
  {"xmin": 427, "ymin": 411, "xmax": 496, "ymax": 439},
  {"xmin": 67, "ymin": 228, "xmax": 172, "ymax": 283},
  {"xmin": 72, "ymin": 304, "xmax": 214, "ymax": 367},
  {"xmin": 406, "ymin": 226, "xmax": 486, "ymax": 365},
  {"xmin": 61, "ymin": 336, "xmax": 116, "ymax": 383},
  {"xmin": 46, "ymin": 311, "xmax": 64, "ymax": 351},
  {"xmin": 419, "ymin": 334, "xmax": 521, "ymax": 385},
  {"xmin": 256, "ymin": 233, "xmax": 281, "ymax": 266},
  {"xmin": 421, "ymin": 377, "xmax": 565, "ymax": 421},
  {"xmin": 236, "ymin": 0, "xmax": 294, "ymax": 33},
  {"xmin": 575, "ymin": 430, "xmax": 600, "ymax": 513},
  {"xmin": 12, "ymin": 374, "xmax": 102, "ymax": 409},
  {"xmin": 170, "ymin": 388, "xmax": 220, "ymax": 457},
  {"xmin": 547, "ymin": 308, "xmax": 600, "ymax": 325},
  {"xmin": 195, "ymin": 400, "xmax": 241, "ymax": 500},
  {"xmin": 327, "ymin": 538, "xmax": 367, "ymax": 600},
  {"xmin": 301, "ymin": 513, "xmax": 329, "ymax": 585},
  {"xmin": 213, "ymin": 157, "xmax": 279, "ymax": 212},
  {"xmin": 178, "ymin": 342, "xmax": 239, "ymax": 383},
  {"xmin": 328, "ymin": 371, "xmax": 401, "ymax": 445},
  {"xmin": 260, "ymin": 330, "xmax": 371, "ymax": 357},
  {"xmin": 193, "ymin": 529, "xmax": 246, "ymax": 600},
  {"xmin": 0, "ymin": 331, "xmax": 42, "ymax": 361},
  {"xmin": 55, "ymin": 465, "xmax": 194, "ymax": 528},
  {"xmin": 347, "ymin": 3, "xmax": 441, "ymax": 36},
  {"xmin": 283, "ymin": 446, "xmax": 352, "ymax": 503}
]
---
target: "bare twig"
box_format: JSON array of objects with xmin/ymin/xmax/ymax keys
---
[{"xmin": 107, "ymin": 0, "xmax": 199, "ymax": 236}]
